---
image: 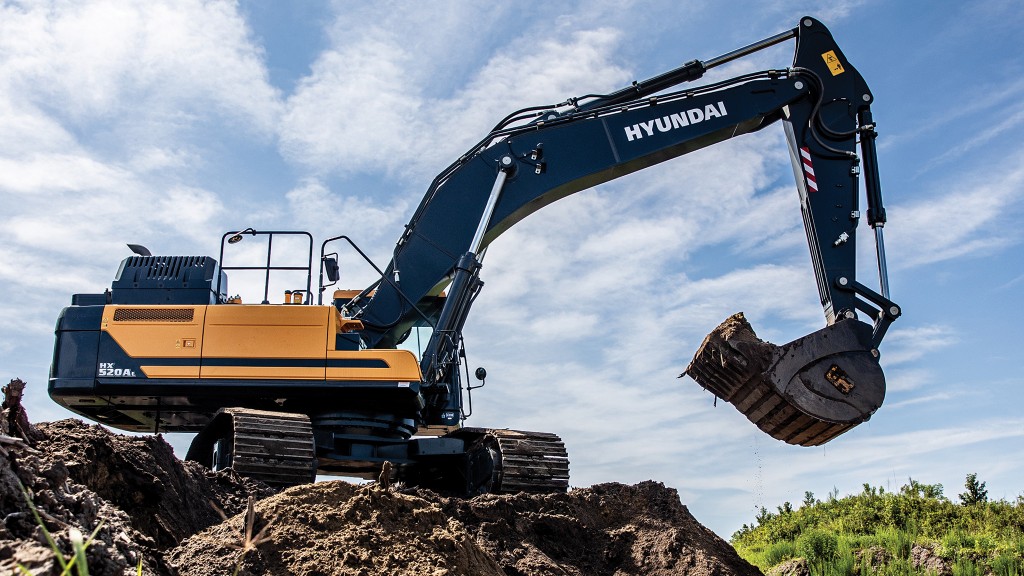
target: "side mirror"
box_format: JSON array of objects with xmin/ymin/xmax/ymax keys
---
[{"xmin": 324, "ymin": 256, "xmax": 340, "ymax": 283}]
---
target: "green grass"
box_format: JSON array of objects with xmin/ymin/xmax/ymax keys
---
[{"xmin": 732, "ymin": 476, "xmax": 1024, "ymax": 575}]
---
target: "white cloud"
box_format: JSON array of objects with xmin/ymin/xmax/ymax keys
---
[
  {"xmin": 886, "ymin": 158, "xmax": 1024, "ymax": 268},
  {"xmin": 284, "ymin": 178, "xmax": 410, "ymax": 270},
  {"xmin": 0, "ymin": 0, "xmax": 285, "ymax": 266},
  {"xmin": 668, "ymin": 264, "xmax": 821, "ymax": 331},
  {"xmin": 279, "ymin": 38, "xmax": 424, "ymax": 177},
  {"xmin": 153, "ymin": 186, "xmax": 224, "ymax": 234},
  {"xmin": 0, "ymin": 153, "xmax": 129, "ymax": 194},
  {"xmin": 127, "ymin": 146, "xmax": 195, "ymax": 173},
  {"xmin": 881, "ymin": 324, "xmax": 958, "ymax": 367},
  {"xmin": 884, "ymin": 78, "xmax": 1024, "ymax": 154},
  {"xmin": 0, "ymin": 0, "xmax": 281, "ymax": 136},
  {"xmin": 279, "ymin": 19, "xmax": 631, "ymax": 180},
  {"xmin": 886, "ymin": 392, "xmax": 956, "ymax": 410},
  {"xmin": 917, "ymin": 105, "xmax": 1024, "ymax": 175},
  {"xmin": 883, "ymin": 367, "xmax": 934, "ymax": 394}
]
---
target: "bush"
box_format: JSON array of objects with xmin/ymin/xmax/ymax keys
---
[
  {"xmin": 797, "ymin": 528, "xmax": 839, "ymax": 564},
  {"xmin": 991, "ymin": 553, "xmax": 1021, "ymax": 576},
  {"xmin": 764, "ymin": 540, "xmax": 796, "ymax": 566},
  {"xmin": 732, "ymin": 477, "xmax": 1024, "ymax": 575},
  {"xmin": 942, "ymin": 529, "xmax": 975, "ymax": 558},
  {"xmin": 877, "ymin": 526, "xmax": 914, "ymax": 560},
  {"xmin": 953, "ymin": 557, "xmax": 982, "ymax": 576}
]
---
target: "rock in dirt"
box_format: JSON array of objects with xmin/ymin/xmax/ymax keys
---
[
  {"xmin": 765, "ymin": 558, "xmax": 808, "ymax": 576},
  {"xmin": 911, "ymin": 543, "xmax": 951, "ymax": 576}
]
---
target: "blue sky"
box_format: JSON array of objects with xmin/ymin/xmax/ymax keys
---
[{"xmin": 1, "ymin": 0, "xmax": 1022, "ymax": 537}]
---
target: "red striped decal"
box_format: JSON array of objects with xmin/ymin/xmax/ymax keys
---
[{"xmin": 800, "ymin": 147, "xmax": 818, "ymax": 192}]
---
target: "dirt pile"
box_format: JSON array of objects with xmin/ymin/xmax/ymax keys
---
[
  {"xmin": 0, "ymin": 420, "xmax": 272, "ymax": 575},
  {"xmin": 171, "ymin": 481, "xmax": 760, "ymax": 576},
  {"xmin": 169, "ymin": 482, "xmax": 506, "ymax": 576},
  {"xmin": 429, "ymin": 481, "xmax": 758, "ymax": 576},
  {"xmin": 1, "ymin": 418, "xmax": 762, "ymax": 576}
]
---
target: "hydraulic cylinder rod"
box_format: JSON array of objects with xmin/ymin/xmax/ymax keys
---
[
  {"xmin": 858, "ymin": 108, "xmax": 890, "ymax": 299},
  {"xmin": 577, "ymin": 27, "xmax": 796, "ymax": 113}
]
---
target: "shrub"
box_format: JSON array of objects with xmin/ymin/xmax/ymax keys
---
[
  {"xmin": 764, "ymin": 540, "xmax": 797, "ymax": 566},
  {"xmin": 953, "ymin": 557, "xmax": 982, "ymax": 576},
  {"xmin": 942, "ymin": 529, "xmax": 975, "ymax": 558},
  {"xmin": 877, "ymin": 526, "xmax": 914, "ymax": 560},
  {"xmin": 991, "ymin": 553, "xmax": 1021, "ymax": 576},
  {"xmin": 797, "ymin": 528, "xmax": 839, "ymax": 564}
]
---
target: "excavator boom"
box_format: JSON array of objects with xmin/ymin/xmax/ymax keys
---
[{"xmin": 349, "ymin": 17, "xmax": 899, "ymax": 439}]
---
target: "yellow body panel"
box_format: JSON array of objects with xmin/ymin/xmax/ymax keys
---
[
  {"xmin": 326, "ymin": 350, "xmax": 421, "ymax": 381},
  {"xmin": 202, "ymin": 305, "xmax": 331, "ymax": 360},
  {"xmin": 102, "ymin": 305, "xmax": 206, "ymax": 358},
  {"xmin": 101, "ymin": 303, "xmax": 424, "ymax": 382},
  {"xmin": 140, "ymin": 365, "xmax": 201, "ymax": 378},
  {"xmin": 333, "ymin": 289, "xmax": 369, "ymax": 300},
  {"xmin": 200, "ymin": 366, "xmax": 326, "ymax": 379}
]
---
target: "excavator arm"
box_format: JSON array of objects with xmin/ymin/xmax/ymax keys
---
[{"xmin": 347, "ymin": 17, "xmax": 900, "ymax": 441}]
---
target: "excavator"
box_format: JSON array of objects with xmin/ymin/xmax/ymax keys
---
[{"xmin": 49, "ymin": 17, "xmax": 900, "ymax": 493}]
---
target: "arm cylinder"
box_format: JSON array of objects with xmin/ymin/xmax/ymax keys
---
[{"xmin": 858, "ymin": 109, "xmax": 886, "ymax": 228}]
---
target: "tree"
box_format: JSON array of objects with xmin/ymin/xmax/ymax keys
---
[
  {"xmin": 902, "ymin": 478, "xmax": 944, "ymax": 500},
  {"xmin": 803, "ymin": 491, "xmax": 817, "ymax": 508},
  {"xmin": 959, "ymin": 473, "xmax": 988, "ymax": 505}
]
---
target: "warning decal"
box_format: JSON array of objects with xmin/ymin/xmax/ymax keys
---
[
  {"xmin": 821, "ymin": 50, "xmax": 845, "ymax": 76},
  {"xmin": 800, "ymin": 147, "xmax": 818, "ymax": 192}
]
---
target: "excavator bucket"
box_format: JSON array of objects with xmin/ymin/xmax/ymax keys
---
[{"xmin": 684, "ymin": 313, "xmax": 885, "ymax": 446}]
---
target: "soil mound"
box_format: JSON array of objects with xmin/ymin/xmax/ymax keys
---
[
  {"xmin": 170, "ymin": 482, "xmax": 505, "ymax": 576},
  {"xmin": 171, "ymin": 481, "xmax": 760, "ymax": 576},
  {"xmin": 0, "ymin": 419, "xmax": 272, "ymax": 575},
  {"xmin": 1, "ymin": 417, "xmax": 761, "ymax": 576},
  {"xmin": 428, "ymin": 481, "xmax": 758, "ymax": 576}
]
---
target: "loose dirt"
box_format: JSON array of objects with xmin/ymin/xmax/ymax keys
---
[
  {"xmin": 1, "ymin": 417, "xmax": 762, "ymax": 576},
  {"xmin": 0, "ymin": 419, "xmax": 270, "ymax": 575}
]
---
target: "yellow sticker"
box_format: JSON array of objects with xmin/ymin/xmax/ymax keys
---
[{"xmin": 821, "ymin": 50, "xmax": 845, "ymax": 76}]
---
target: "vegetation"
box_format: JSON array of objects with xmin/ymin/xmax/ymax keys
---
[{"xmin": 732, "ymin": 474, "xmax": 1024, "ymax": 576}]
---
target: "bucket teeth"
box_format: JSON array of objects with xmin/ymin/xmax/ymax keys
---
[{"xmin": 683, "ymin": 313, "xmax": 885, "ymax": 446}]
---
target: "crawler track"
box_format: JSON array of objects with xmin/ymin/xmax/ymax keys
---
[
  {"xmin": 488, "ymin": 429, "xmax": 570, "ymax": 493},
  {"xmin": 226, "ymin": 409, "xmax": 318, "ymax": 486},
  {"xmin": 185, "ymin": 408, "xmax": 317, "ymax": 487}
]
